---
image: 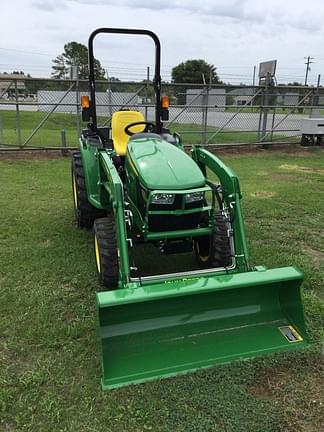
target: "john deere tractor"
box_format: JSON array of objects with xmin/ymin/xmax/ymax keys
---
[{"xmin": 72, "ymin": 28, "xmax": 307, "ymax": 390}]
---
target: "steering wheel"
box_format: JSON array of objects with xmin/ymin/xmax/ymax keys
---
[{"xmin": 124, "ymin": 121, "xmax": 156, "ymax": 136}]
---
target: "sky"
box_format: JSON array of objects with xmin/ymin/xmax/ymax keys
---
[{"xmin": 1, "ymin": 0, "xmax": 324, "ymax": 85}]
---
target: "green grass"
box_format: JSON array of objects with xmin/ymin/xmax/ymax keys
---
[
  {"xmin": 170, "ymin": 123, "xmax": 261, "ymax": 144},
  {"xmin": 1, "ymin": 151, "xmax": 324, "ymax": 432},
  {"xmin": 0, "ymin": 110, "xmax": 79, "ymax": 147},
  {"xmin": 0, "ymin": 110, "xmax": 293, "ymax": 147}
]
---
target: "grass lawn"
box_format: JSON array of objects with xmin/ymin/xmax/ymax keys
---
[
  {"xmin": 1, "ymin": 149, "xmax": 323, "ymax": 431},
  {"xmin": 0, "ymin": 110, "xmax": 79, "ymax": 148},
  {"xmin": 0, "ymin": 110, "xmax": 292, "ymax": 147}
]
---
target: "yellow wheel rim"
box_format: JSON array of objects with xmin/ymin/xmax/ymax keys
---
[
  {"xmin": 72, "ymin": 174, "xmax": 78, "ymax": 209},
  {"xmin": 94, "ymin": 235, "xmax": 101, "ymax": 273},
  {"xmin": 196, "ymin": 242, "xmax": 209, "ymax": 262}
]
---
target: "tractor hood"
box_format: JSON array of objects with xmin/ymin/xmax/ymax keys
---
[{"xmin": 126, "ymin": 136, "xmax": 205, "ymax": 190}]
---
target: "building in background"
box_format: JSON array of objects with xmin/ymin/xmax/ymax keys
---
[{"xmin": 0, "ymin": 74, "xmax": 26, "ymax": 99}]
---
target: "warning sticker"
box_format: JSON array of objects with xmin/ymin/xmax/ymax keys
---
[{"xmin": 279, "ymin": 325, "xmax": 303, "ymax": 343}]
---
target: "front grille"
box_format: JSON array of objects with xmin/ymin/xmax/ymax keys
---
[
  {"xmin": 149, "ymin": 197, "xmax": 203, "ymax": 212},
  {"xmin": 148, "ymin": 212, "xmax": 205, "ymax": 232}
]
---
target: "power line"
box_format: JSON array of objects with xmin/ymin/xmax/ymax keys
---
[{"xmin": 0, "ymin": 47, "xmax": 55, "ymax": 57}]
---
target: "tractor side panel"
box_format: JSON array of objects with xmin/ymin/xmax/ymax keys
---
[{"xmin": 79, "ymin": 138, "xmax": 103, "ymax": 208}]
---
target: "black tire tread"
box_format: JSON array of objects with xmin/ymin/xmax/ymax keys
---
[
  {"xmin": 209, "ymin": 211, "xmax": 232, "ymax": 267},
  {"xmin": 72, "ymin": 152, "xmax": 104, "ymax": 228},
  {"xmin": 94, "ymin": 216, "xmax": 119, "ymax": 289},
  {"xmin": 194, "ymin": 210, "xmax": 232, "ymax": 268}
]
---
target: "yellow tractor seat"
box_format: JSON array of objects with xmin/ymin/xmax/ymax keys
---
[{"xmin": 111, "ymin": 111, "xmax": 145, "ymax": 155}]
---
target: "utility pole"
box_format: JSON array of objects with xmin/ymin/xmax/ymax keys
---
[
  {"xmin": 304, "ymin": 56, "xmax": 314, "ymax": 86},
  {"xmin": 252, "ymin": 65, "xmax": 256, "ymax": 86}
]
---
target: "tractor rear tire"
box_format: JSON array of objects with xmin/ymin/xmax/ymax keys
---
[
  {"xmin": 93, "ymin": 217, "xmax": 119, "ymax": 289},
  {"xmin": 194, "ymin": 210, "xmax": 232, "ymax": 269},
  {"xmin": 71, "ymin": 152, "xmax": 104, "ymax": 228}
]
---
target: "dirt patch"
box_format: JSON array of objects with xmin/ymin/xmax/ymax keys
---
[
  {"xmin": 269, "ymin": 173, "xmax": 297, "ymax": 181},
  {"xmin": 0, "ymin": 150, "xmax": 72, "ymax": 160},
  {"xmin": 301, "ymin": 243, "xmax": 324, "ymax": 267},
  {"xmin": 250, "ymin": 191, "xmax": 277, "ymax": 198},
  {"xmin": 249, "ymin": 368, "xmax": 293, "ymax": 398},
  {"xmin": 39, "ymin": 239, "xmax": 52, "ymax": 248},
  {"xmin": 279, "ymin": 164, "xmax": 324, "ymax": 175},
  {"xmin": 249, "ymin": 358, "xmax": 324, "ymax": 432}
]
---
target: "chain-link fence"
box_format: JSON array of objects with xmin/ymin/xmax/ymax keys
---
[{"xmin": 1, "ymin": 75, "xmax": 324, "ymax": 149}]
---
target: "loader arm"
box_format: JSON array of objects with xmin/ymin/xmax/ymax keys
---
[
  {"xmin": 192, "ymin": 146, "xmax": 250, "ymax": 272},
  {"xmin": 98, "ymin": 151, "xmax": 131, "ymax": 286}
]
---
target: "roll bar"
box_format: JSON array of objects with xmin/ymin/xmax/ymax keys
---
[{"xmin": 88, "ymin": 28, "xmax": 162, "ymax": 132}]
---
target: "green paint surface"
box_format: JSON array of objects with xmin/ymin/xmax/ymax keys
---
[
  {"xmin": 127, "ymin": 138, "xmax": 205, "ymax": 189},
  {"xmin": 98, "ymin": 267, "xmax": 307, "ymax": 389}
]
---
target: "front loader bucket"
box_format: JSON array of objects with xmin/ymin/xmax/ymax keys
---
[{"xmin": 97, "ymin": 267, "xmax": 308, "ymax": 390}]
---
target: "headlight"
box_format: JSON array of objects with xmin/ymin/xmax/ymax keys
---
[
  {"xmin": 185, "ymin": 192, "xmax": 204, "ymax": 203},
  {"xmin": 152, "ymin": 193, "xmax": 175, "ymax": 205}
]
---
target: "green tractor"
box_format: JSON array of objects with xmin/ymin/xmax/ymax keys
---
[{"xmin": 72, "ymin": 28, "xmax": 308, "ymax": 390}]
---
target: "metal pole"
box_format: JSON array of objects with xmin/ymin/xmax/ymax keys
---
[
  {"xmin": 61, "ymin": 129, "xmax": 68, "ymax": 156},
  {"xmin": 106, "ymin": 69, "xmax": 113, "ymax": 119},
  {"xmin": 261, "ymin": 73, "xmax": 269, "ymax": 147},
  {"xmin": 145, "ymin": 66, "xmax": 150, "ymax": 121},
  {"xmin": 311, "ymin": 74, "xmax": 321, "ymax": 117},
  {"xmin": 14, "ymin": 80, "xmax": 22, "ymax": 148},
  {"xmin": 304, "ymin": 56, "xmax": 314, "ymax": 86},
  {"xmin": 257, "ymin": 109, "xmax": 262, "ymax": 140},
  {"xmin": 0, "ymin": 116, "xmax": 3, "ymax": 145},
  {"xmin": 202, "ymin": 70, "xmax": 212, "ymax": 145},
  {"xmin": 251, "ymin": 65, "xmax": 256, "ymax": 111},
  {"xmin": 75, "ymin": 65, "xmax": 81, "ymax": 138},
  {"xmin": 201, "ymin": 73, "xmax": 208, "ymax": 145},
  {"xmin": 270, "ymin": 108, "xmax": 276, "ymax": 142}
]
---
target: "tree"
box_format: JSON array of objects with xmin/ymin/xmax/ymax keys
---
[
  {"xmin": 52, "ymin": 42, "xmax": 105, "ymax": 79},
  {"xmin": 171, "ymin": 59, "xmax": 221, "ymax": 84}
]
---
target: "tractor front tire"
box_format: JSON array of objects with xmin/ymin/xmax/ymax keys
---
[
  {"xmin": 93, "ymin": 217, "xmax": 119, "ymax": 289},
  {"xmin": 194, "ymin": 211, "xmax": 232, "ymax": 269},
  {"xmin": 71, "ymin": 152, "xmax": 104, "ymax": 228}
]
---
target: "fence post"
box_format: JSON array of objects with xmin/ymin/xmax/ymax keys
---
[
  {"xmin": 201, "ymin": 86, "xmax": 207, "ymax": 145},
  {"xmin": 108, "ymin": 78, "xmax": 112, "ymax": 119},
  {"xmin": 74, "ymin": 65, "xmax": 81, "ymax": 138},
  {"xmin": 0, "ymin": 116, "xmax": 3, "ymax": 145},
  {"xmin": 14, "ymin": 80, "xmax": 22, "ymax": 148},
  {"xmin": 261, "ymin": 73, "xmax": 269, "ymax": 148},
  {"xmin": 311, "ymin": 74, "xmax": 321, "ymax": 117},
  {"xmin": 61, "ymin": 129, "xmax": 68, "ymax": 156},
  {"xmin": 145, "ymin": 66, "xmax": 150, "ymax": 121}
]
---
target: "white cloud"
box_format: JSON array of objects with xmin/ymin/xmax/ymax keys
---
[{"xmin": 1, "ymin": 0, "xmax": 324, "ymax": 84}]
